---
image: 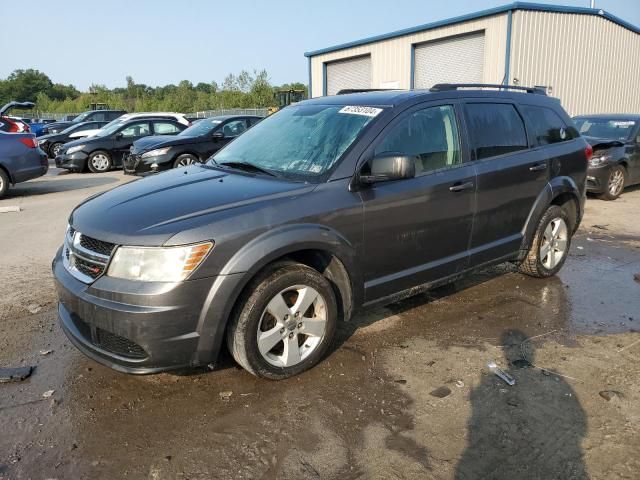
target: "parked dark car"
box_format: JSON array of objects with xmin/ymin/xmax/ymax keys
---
[
  {"xmin": 38, "ymin": 121, "xmax": 109, "ymax": 158},
  {"xmin": 41, "ymin": 109, "xmax": 126, "ymax": 136},
  {"xmin": 124, "ymin": 115, "xmax": 262, "ymax": 175},
  {"xmin": 0, "ymin": 131, "xmax": 48, "ymax": 198},
  {"xmin": 573, "ymin": 114, "xmax": 640, "ymax": 200},
  {"xmin": 53, "ymin": 85, "xmax": 589, "ymax": 379},
  {"xmin": 55, "ymin": 117, "xmax": 187, "ymax": 173}
]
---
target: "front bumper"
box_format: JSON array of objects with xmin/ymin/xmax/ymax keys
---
[
  {"xmin": 586, "ymin": 164, "xmax": 614, "ymax": 193},
  {"xmin": 53, "ymin": 247, "xmax": 221, "ymax": 373},
  {"xmin": 123, "ymin": 153, "xmax": 171, "ymax": 176},
  {"xmin": 55, "ymin": 151, "xmax": 88, "ymax": 171}
]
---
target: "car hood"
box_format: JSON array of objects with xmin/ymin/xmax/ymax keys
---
[
  {"xmin": 131, "ymin": 135, "xmax": 184, "ymax": 153},
  {"xmin": 70, "ymin": 165, "xmax": 315, "ymax": 246},
  {"xmin": 583, "ymin": 136, "xmax": 625, "ymax": 149}
]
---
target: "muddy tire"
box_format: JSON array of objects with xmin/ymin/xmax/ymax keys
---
[
  {"xmin": 87, "ymin": 151, "xmax": 112, "ymax": 173},
  {"xmin": 599, "ymin": 164, "xmax": 626, "ymax": 201},
  {"xmin": 0, "ymin": 169, "xmax": 9, "ymax": 199},
  {"xmin": 520, "ymin": 205, "xmax": 571, "ymax": 278},
  {"xmin": 226, "ymin": 262, "xmax": 337, "ymax": 380}
]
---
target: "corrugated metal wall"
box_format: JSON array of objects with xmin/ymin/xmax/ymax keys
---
[
  {"xmin": 309, "ymin": 14, "xmax": 509, "ymax": 98},
  {"xmin": 510, "ymin": 10, "xmax": 640, "ymax": 115}
]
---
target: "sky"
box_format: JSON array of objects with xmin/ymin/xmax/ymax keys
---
[{"xmin": 1, "ymin": 0, "xmax": 638, "ymax": 90}]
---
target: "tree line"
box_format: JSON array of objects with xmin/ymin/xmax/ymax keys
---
[{"xmin": 0, "ymin": 69, "xmax": 307, "ymax": 114}]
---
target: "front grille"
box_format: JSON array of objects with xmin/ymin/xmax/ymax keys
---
[
  {"xmin": 73, "ymin": 317, "xmax": 147, "ymax": 359},
  {"xmin": 79, "ymin": 235, "xmax": 115, "ymax": 257},
  {"xmin": 95, "ymin": 327, "xmax": 147, "ymax": 359},
  {"xmin": 63, "ymin": 228, "xmax": 116, "ymax": 284},
  {"xmin": 75, "ymin": 257, "xmax": 105, "ymax": 279}
]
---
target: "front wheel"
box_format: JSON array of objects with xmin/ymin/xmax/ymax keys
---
[
  {"xmin": 599, "ymin": 164, "xmax": 626, "ymax": 201},
  {"xmin": 0, "ymin": 169, "xmax": 9, "ymax": 199},
  {"xmin": 519, "ymin": 205, "xmax": 571, "ymax": 278},
  {"xmin": 49, "ymin": 142, "xmax": 63, "ymax": 158},
  {"xmin": 227, "ymin": 263, "xmax": 338, "ymax": 379},
  {"xmin": 87, "ymin": 151, "xmax": 112, "ymax": 173},
  {"xmin": 173, "ymin": 154, "xmax": 199, "ymax": 168}
]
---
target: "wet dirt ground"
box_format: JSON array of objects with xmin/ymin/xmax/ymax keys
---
[{"xmin": 1, "ymin": 164, "xmax": 639, "ymax": 479}]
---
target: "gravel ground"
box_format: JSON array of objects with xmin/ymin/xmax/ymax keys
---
[{"xmin": 1, "ymin": 164, "xmax": 639, "ymax": 479}]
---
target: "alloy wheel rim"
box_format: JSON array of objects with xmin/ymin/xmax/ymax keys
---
[
  {"xmin": 177, "ymin": 156, "xmax": 197, "ymax": 167},
  {"xmin": 257, "ymin": 285, "xmax": 327, "ymax": 368},
  {"xmin": 52, "ymin": 144, "xmax": 62, "ymax": 156},
  {"xmin": 609, "ymin": 169, "xmax": 624, "ymax": 196},
  {"xmin": 540, "ymin": 217, "xmax": 568, "ymax": 270},
  {"xmin": 91, "ymin": 154, "xmax": 109, "ymax": 171}
]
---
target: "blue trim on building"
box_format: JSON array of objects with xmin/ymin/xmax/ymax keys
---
[
  {"xmin": 503, "ymin": 10, "xmax": 513, "ymax": 85},
  {"xmin": 304, "ymin": 2, "xmax": 639, "ymax": 58},
  {"xmin": 409, "ymin": 44, "xmax": 416, "ymax": 90},
  {"xmin": 322, "ymin": 63, "xmax": 327, "ymax": 96},
  {"xmin": 308, "ymin": 57, "xmax": 313, "ymax": 98}
]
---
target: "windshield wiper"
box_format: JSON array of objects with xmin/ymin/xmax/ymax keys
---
[{"xmin": 217, "ymin": 161, "xmax": 280, "ymax": 178}]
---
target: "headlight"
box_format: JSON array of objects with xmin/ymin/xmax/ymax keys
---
[
  {"xmin": 141, "ymin": 147, "xmax": 171, "ymax": 159},
  {"xmin": 106, "ymin": 242, "xmax": 213, "ymax": 282},
  {"xmin": 589, "ymin": 154, "xmax": 610, "ymax": 167},
  {"xmin": 66, "ymin": 144, "xmax": 86, "ymax": 154},
  {"xmin": 37, "ymin": 139, "xmax": 48, "ymax": 145}
]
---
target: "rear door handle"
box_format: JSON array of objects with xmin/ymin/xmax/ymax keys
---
[
  {"xmin": 529, "ymin": 162, "xmax": 547, "ymax": 172},
  {"xmin": 449, "ymin": 181, "xmax": 474, "ymax": 192}
]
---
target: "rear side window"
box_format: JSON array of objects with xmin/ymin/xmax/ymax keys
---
[
  {"xmin": 521, "ymin": 105, "xmax": 575, "ymax": 145},
  {"xmin": 465, "ymin": 103, "xmax": 528, "ymax": 160},
  {"xmin": 89, "ymin": 112, "xmax": 107, "ymax": 122},
  {"xmin": 154, "ymin": 122, "xmax": 182, "ymax": 135}
]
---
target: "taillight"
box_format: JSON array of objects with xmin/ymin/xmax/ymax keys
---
[
  {"xmin": 18, "ymin": 137, "xmax": 37, "ymax": 148},
  {"xmin": 584, "ymin": 143, "xmax": 593, "ymax": 162}
]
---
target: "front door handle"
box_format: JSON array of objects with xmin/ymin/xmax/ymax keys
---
[
  {"xmin": 529, "ymin": 162, "xmax": 547, "ymax": 172},
  {"xmin": 449, "ymin": 181, "xmax": 474, "ymax": 192}
]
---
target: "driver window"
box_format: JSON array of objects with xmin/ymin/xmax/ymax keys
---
[
  {"xmin": 120, "ymin": 122, "xmax": 150, "ymax": 138},
  {"xmin": 222, "ymin": 119, "xmax": 247, "ymax": 137},
  {"xmin": 375, "ymin": 105, "xmax": 461, "ymax": 175}
]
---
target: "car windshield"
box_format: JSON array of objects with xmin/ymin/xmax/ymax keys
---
[
  {"xmin": 60, "ymin": 123, "xmax": 83, "ymax": 134},
  {"xmin": 179, "ymin": 118, "xmax": 223, "ymax": 137},
  {"xmin": 95, "ymin": 121, "xmax": 124, "ymax": 137},
  {"xmin": 72, "ymin": 112, "xmax": 91, "ymax": 123},
  {"xmin": 573, "ymin": 117, "xmax": 636, "ymax": 141},
  {"xmin": 211, "ymin": 104, "xmax": 381, "ymax": 180}
]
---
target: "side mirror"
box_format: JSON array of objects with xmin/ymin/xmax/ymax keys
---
[
  {"xmin": 115, "ymin": 132, "xmax": 123, "ymax": 140},
  {"xmin": 212, "ymin": 131, "xmax": 224, "ymax": 139},
  {"xmin": 360, "ymin": 153, "xmax": 417, "ymax": 184}
]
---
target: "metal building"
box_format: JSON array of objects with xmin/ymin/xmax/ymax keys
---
[{"xmin": 304, "ymin": 2, "xmax": 640, "ymax": 115}]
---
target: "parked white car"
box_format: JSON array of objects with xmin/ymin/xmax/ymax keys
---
[{"xmin": 74, "ymin": 112, "xmax": 190, "ymax": 139}]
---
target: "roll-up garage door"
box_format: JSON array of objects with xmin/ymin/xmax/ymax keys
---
[
  {"xmin": 326, "ymin": 56, "xmax": 372, "ymax": 96},
  {"xmin": 413, "ymin": 32, "xmax": 485, "ymax": 89}
]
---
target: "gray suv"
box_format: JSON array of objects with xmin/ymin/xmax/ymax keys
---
[{"xmin": 53, "ymin": 85, "xmax": 589, "ymax": 379}]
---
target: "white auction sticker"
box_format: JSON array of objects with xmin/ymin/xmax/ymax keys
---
[{"xmin": 339, "ymin": 106, "xmax": 383, "ymax": 117}]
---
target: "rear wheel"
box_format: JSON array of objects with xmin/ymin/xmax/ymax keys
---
[
  {"xmin": 599, "ymin": 164, "xmax": 626, "ymax": 201},
  {"xmin": 0, "ymin": 169, "xmax": 9, "ymax": 198},
  {"xmin": 520, "ymin": 205, "xmax": 571, "ymax": 278},
  {"xmin": 173, "ymin": 154, "xmax": 199, "ymax": 168},
  {"xmin": 49, "ymin": 142, "xmax": 63, "ymax": 158},
  {"xmin": 87, "ymin": 151, "xmax": 112, "ymax": 173},
  {"xmin": 227, "ymin": 263, "xmax": 337, "ymax": 379}
]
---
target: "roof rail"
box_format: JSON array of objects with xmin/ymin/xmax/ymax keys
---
[
  {"xmin": 429, "ymin": 83, "xmax": 547, "ymax": 95},
  {"xmin": 336, "ymin": 88, "xmax": 398, "ymax": 95}
]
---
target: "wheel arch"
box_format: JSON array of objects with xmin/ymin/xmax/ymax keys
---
[
  {"xmin": 191, "ymin": 225, "xmax": 360, "ymax": 367},
  {"xmin": 0, "ymin": 162, "xmax": 14, "ymax": 184}
]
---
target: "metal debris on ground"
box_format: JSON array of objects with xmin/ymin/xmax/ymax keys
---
[
  {"xmin": 42, "ymin": 389, "xmax": 55, "ymax": 398},
  {"xmin": 0, "ymin": 206, "xmax": 21, "ymax": 214},
  {"xmin": 219, "ymin": 391, "xmax": 233, "ymax": 400},
  {"xmin": 487, "ymin": 360, "xmax": 516, "ymax": 386},
  {"xmin": 27, "ymin": 303, "xmax": 42, "ymax": 314},
  {"xmin": 39, "ymin": 350, "xmax": 53, "ymax": 356},
  {"xmin": 455, "ymin": 380, "xmax": 464, "ymax": 388},
  {"xmin": 429, "ymin": 386, "xmax": 452, "ymax": 398},
  {"xmin": 592, "ymin": 224, "xmax": 609, "ymax": 230},
  {"xmin": 0, "ymin": 366, "xmax": 34, "ymax": 383}
]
